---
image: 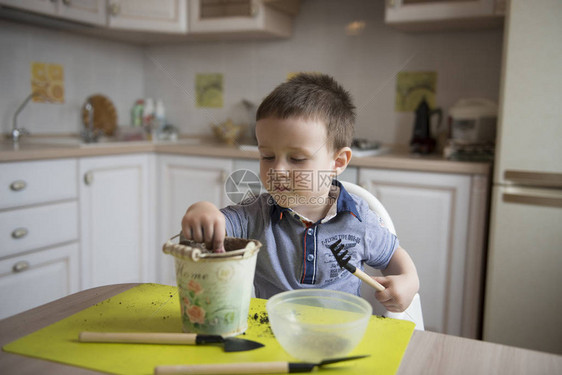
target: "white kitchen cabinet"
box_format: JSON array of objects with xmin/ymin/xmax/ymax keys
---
[
  {"xmin": 385, "ymin": 0, "xmax": 505, "ymax": 31},
  {"xmin": 188, "ymin": 0, "xmax": 295, "ymax": 38},
  {"xmin": 107, "ymin": 0, "xmax": 187, "ymax": 33},
  {"xmin": 0, "ymin": 158, "xmax": 77, "ymax": 210},
  {"xmin": 0, "ymin": 0, "xmax": 57, "ymax": 16},
  {"xmin": 0, "ymin": 0, "xmax": 106, "ymax": 26},
  {"xmin": 0, "ymin": 201, "xmax": 78, "ymax": 259},
  {"xmin": 0, "ymin": 0, "xmax": 300, "ymax": 41},
  {"xmin": 57, "ymin": 0, "xmax": 106, "ymax": 25},
  {"xmin": 79, "ymin": 154, "xmax": 154, "ymax": 289},
  {"xmin": 0, "ymin": 243, "xmax": 79, "ymax": 320},
  {"xmin": 0, "ymin": 159, "xmax": 79, "ymax": 319},
  {"xmin": 157, "ymin": 154, "xmax": 233, "ymax": 285},
  {"xmin": 358, "ymin": 168, "xmax": 489, "ymax": 338}
]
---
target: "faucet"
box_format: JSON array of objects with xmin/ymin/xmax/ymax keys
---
[
  {"xmin": 11, "ymin": 91, "xmax": 41, "ymax": 144},
  {"xmin": 81, "ymin": 100, "xmax": 99, "ymax": 143}
]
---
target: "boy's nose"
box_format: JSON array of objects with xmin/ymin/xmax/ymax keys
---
[{"xmin": 271, "ymin": 160, "xmax": 289, "ymax": 174}]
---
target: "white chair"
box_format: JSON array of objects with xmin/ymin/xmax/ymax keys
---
[{"xmin": 341, "ymin": 181, "xmax": 425, "ymax": 331}]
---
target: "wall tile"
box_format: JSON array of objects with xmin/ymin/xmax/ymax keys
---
[{"xmin": 0, "ymin": 20, "xmax": 144, "ymax": 135}]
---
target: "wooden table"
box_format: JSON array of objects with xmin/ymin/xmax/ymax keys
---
[{"xmin": 1, "ymin": 284, "xmax": 560, "ymax": 374}]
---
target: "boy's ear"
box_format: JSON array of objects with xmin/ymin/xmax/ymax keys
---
[{"xmin": 332, "ymin": 147, "xmax": 352, "ymax": 176}]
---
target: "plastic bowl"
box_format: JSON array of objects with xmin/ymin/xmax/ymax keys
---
[{"xmin": 266, "ymin": 289, "xmax": 372, "ymax": 362}]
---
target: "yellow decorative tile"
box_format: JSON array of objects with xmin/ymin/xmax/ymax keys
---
[
  {"xmin": 31, "ymin": 62, "xmax": 64, "ymax": 103},
  {"xmin": 395, "ymin": 71, "xmax": 437, "ymax": 112},
  {"xmin": 196, "ymin": 73, "xmax": 223, "ymax": 108}
]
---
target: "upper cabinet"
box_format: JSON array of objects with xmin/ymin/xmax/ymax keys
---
[
  {"xmin": 385, "ymin": 0, "xmax": 506, "ymax": 31},
  {"xmin": 188, "ymin": 0, "xmax": 298, "ymax": 38},
  {"xmin": 0, "ymin": 0, "xmax": 299, "ymax": 42},
  {"xmin": 107, "ymin": 0, "xmax": 187, "ymax": 33},
  {"xmin": 0, "ymin": 0, "xmax": 106, "ymax": 26},
  {"xmin": 58, "ymin": 0, "xmax": 106, "ymax": 25},
  {"xmin": 0, "ymin": 0, "xmax": 57, "ymax": 16}
]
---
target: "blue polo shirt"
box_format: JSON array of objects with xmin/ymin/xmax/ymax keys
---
[{"xmin": 220, "ymin": 181, "xmax": 398, "ymax": 299}]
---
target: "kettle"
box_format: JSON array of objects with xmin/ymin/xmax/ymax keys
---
[{"xmin": 410, "ymin": 98, "xmax": 442, "ymax": 154}]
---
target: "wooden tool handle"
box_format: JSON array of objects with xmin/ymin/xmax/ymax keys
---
[
  {"xmin": 154, "ymin": 362, "xmax": 289, "ymax": 374},
  {"xmin": 79, "ymin": 332, "xmax": 197, "ymax": 345},
  {"xmin": 353, "ymin": 268, "xmax": 385, "ymax": 292}
]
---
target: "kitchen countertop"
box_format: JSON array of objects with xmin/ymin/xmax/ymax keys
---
[
  {"xmin": 0, "ymin": 137, "xmax": 491, "ymax": 175},
  {"xmin": 1, "ymin": 283, "xmax": 560, "ymax": 375}
]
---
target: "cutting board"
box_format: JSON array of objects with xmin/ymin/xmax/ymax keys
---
[{"xmin": 3, "ymin": 284, "xmax": 414, "ymax": 375}]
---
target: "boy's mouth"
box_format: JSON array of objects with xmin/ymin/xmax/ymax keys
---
[{"xmin": 272, "ymin": 185, "xmax": 290, "ymax": 192}]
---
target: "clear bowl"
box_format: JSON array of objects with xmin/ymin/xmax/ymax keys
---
[{"xmin": 266, "ymin": 289, "xmax": 372, "ymax": 362}]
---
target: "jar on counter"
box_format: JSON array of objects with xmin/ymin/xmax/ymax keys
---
[{"xmin": 143, "ymin": 98, "xmax": 155, "ymax": 139}]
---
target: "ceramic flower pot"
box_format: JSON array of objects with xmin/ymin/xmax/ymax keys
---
[{"xmin": 163, "ymin": 236, "xmax": 261, "ymax": 337}]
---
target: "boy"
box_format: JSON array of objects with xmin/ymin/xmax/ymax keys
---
[{"xmin": 182, "ymin": 73, "xmax": 419, "ymax": 313}]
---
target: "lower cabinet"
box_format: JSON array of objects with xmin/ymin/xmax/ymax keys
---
[
  {"xmin": 79, "ymin": 154, "xmax": 154, "ymax": 289},
  {"xmin": 0, "ymin": 243, "xmax": 79, "ymax": 319},
  {"xmin": 0, "ymin": 158, "xmax": 79, "ymax": 319},
  {"xmin": 157, "ymin": 155, "xmax": 233, "ymax": 285},
  {"xmin": 359, "ymin": 168, "xmax": 489, "ymax": 338}
]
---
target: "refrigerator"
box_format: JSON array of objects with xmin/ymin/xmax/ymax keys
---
[{"xmin": 482, "ymin": 0, "xmax": 562, "ymax": 354}]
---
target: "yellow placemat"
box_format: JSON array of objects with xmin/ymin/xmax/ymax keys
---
[{"xmin": 3, "ymin": 284, "xmax": 414, "ymax": 375}]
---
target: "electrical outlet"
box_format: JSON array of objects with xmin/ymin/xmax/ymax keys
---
[{"xmin": 30, "ymin": 62, "xmax": 65, "ymax": 103}]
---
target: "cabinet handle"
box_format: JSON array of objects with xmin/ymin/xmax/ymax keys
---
[
  {"xmin": 12, "ymin": 228, "xmax": 28, "ymax": 239},
  {"xmin": 12, "ymin": 261, "xmax": 30, "ymax": 273},
  {"xmin": 109, "ymin": 2, "xmax": 120, "ymax": 16},
  {"xmin": 10, "ymin": 180, "xmax": 27, "ymax": 192},
  {"xmin": 84, "ymin": 171, "xmax": 94, "ymax": 186}
]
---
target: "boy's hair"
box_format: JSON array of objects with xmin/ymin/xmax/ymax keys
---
[{"xmin": 256, "ymin": 73, "xmax": 355, "ymax": 152}]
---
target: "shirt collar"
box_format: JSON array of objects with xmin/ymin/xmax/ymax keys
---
[
  {"xmin": 334, "ymin": 179, "xmax": 362, "ymax": 222},
  {"xmin": 270, "ymin": 179, "xmax": 362, "ymax": 224}
]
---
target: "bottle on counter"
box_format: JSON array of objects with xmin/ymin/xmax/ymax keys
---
[
  {"xmin": 131, "ymin": 99, "xmax": 144, "ymax": 127},
  {"xmin": 155, "ymin": 99, "xmax": 166, "ymax": 130},
  {"xmin": 143, "ymin": 98, "xmax": 155, "ymax": 140}
]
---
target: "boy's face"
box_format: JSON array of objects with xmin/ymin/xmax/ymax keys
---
[{"xmin": 256, "ymin": 116, "xmax": 340, "ymax": 211}]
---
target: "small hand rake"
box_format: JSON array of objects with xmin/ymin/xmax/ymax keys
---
[
  {"xmin": 329, "ymin": 239, "xmax": 385, "ymax": 291},
  {"xmin": 329, "ymin": 239, "xmax": 416, "ymax": 322}
]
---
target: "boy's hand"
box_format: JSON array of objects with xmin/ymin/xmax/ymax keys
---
[
  {"xmin": 373, "ymin": 246, "xmax": 419, "ymax": 312},
  {"xmin": 373, "ymin": 274, "xmax": 419, "ymax": 312},
  {"xmin": 181, "ymin": 201, "xmax": 226, "ymax": 253}
]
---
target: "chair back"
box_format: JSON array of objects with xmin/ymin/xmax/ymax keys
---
[{"xmin": 340, "ymin": 181, "xmax": 425, "ymax": 330}]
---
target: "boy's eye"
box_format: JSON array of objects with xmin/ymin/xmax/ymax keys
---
[
  {"xmin": 261, "ymin": 156, "xmax": 274, "ymax": 161},
  {"xmin": 291, "ymin": 158, "xmax": 306, "ymax": 163}
]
